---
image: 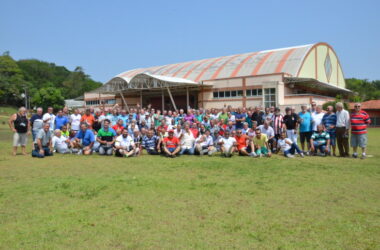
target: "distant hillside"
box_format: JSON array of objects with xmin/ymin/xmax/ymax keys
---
[{"xmin": 0, "ymin": 52, "xmax": 102, "ymax": 110}]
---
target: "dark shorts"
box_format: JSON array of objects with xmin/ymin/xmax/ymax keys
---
[{"xmin": 300, "ymin": 132, "xmax": 312, "ymax": 143}]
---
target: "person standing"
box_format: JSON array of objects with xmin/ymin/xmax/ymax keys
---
[
  {"xmin": 350, "ymin": 103, "xmax": 371, "ymax": 159},
  {"xmin": 30, "ymin": 107, "xmax": 44, "ymax": 141},
  {"xmin": 335, "ymin": 102, "xmax": 350, "ymax": 157},
  {"xmin": 322, "ymin": 106, "xmax": 337, "ymax": 156},
  {"xmin": 9, "ymin": 107, "xmax": 30, "ymax": 156},
  {"xmin": 283, "ymin": 107, "xmax": 299, "ymax": 145},
  {"xmin": 43, "ymin": 107, "xmax": 55, "ymax": 131},
  {"xmin": 55, "ymin": 110, "xmax": 69, "ymax": 130},
  {"xmin": 298, "ymin": 105, "xmax": 312, "ymax": 155},
  {"xmin": 70, "ymin": 109, "xmax": 82, "ymax": 132},
  {"xmin": 311, "ymin": 105, "xmax": 324, "ymax": 132}
]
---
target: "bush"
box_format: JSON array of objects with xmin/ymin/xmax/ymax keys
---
[{"xmin": 322, "ymin": 101, "xmax": 348, "ymax": 111}]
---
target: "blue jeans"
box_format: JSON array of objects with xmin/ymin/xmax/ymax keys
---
[
  {"xmin": 32, "ymin": 145, "xmax": 53, "ymax": 158},
  {"xmin": 313, "ymin": 142, "xmax": 328, "ymax": 153},
  {"xmin": 284, "ymin": 143, "xmax": 302, "ymax": 156},
  {"xmin": 180, "ymin": 147, "xmax": 195, "ymax": 155}
]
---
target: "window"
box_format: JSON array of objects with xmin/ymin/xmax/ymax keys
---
[
  {"xmin": 219, "ymin": 91, "xmax": 225, "ymax": 98},
  {"xmin": 213, "ymin": 92, "xmax": 218, "ymax": 98},
  {"xmin": 86, "ymin": 100, "xmax": 100, "ymax": 106},
  {"xmin": 264, "ymin": 88, "xmax": 276, "ymax": 108},
  {"xmin": 231, "ymin": 90, "xmax": 237, "ymax": 97},
  {"xmin": 212, "ymin": 90, "xmax": 242, "ymax": 99},
  {"xmin": 246, "ymin": 89, "xmax": 251, "ymax": 96},
  {"xmin": 237, "ymin": 90, "xmax": 243, "ymax": 97},
  {"xmin": 246, "ymin": 88, "xmax": 262, "ymax": 97},
  {"xmin": 106, "ymin": 99, "xmax": 116, "ymax": 105},
  {"xmin": 225, "ymin": 91, "xmax": 231, "ymax": 97}
]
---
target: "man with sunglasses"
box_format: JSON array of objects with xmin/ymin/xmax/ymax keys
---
[{"xmin": 350, "ymin": 103, "xmax": 371, "ymax": 159}]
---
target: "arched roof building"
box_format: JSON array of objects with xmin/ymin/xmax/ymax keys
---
[{"xmin": 86, "ymin": 42, "xmax": 351, "ymax": 110}]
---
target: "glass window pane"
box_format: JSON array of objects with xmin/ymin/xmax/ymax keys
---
[
  {"xmin": 225, "ymin": 91, "xmax": 231, "ymax": 97},
  {"xmin": 264, "ymin": 89, "xmax": 270, "ymax": 94},
  {"xmin": 252, "ymin": 89, "xmax": 257, "ymax": 96},
  {"xmin": 231, "ymin": 91, "xmax": 237, "ymax": 97},
  {"xmin": 219, "ymin": 91, "xmax": 225, "ymax": 98},
  {"xmin": 246, "ymin": 90, "xmax": 251, "ymax": 96},
  {"xmin": 237, "ymin": 90, "xmax": 243, "ymax": 96},
  {"xmin": 270, "ymin": 88, "xmax": 276, "ymax": 94},
  {"xmin": 258, "ymin": 89, "xmax": 262, "ymax": 96},
  {"xmin": 213, "ymin": 92, "xmax": 218, "ymax": 98}
]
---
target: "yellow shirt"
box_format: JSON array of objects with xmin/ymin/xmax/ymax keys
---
[{"xmin": 253, "ymin": 134, "xmax": 268, "ymax": 147}]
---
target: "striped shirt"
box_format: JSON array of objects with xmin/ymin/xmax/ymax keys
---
[
  {"xmin": 350, "ymin": 111, "xmax": 371, "ymax": 134},
  {"xmin": 322, "ymin": 113, "xmax": 337, "ymax": 133},
  {"xmin": 142, "ymin": 135, "xmax": 158, "ymax": 149},
  {"xmin": 272, "ymin": 114, "xmax": 284, "ymax": 135}
]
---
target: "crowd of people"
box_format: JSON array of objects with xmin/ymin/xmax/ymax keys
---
[{"xmin": 8, "ymin": 101, "xmax": 371, "ymax": 159}]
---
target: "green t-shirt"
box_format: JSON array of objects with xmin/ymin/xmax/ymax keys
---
[{"xmin": 97, "ymin": 128, "xmax": 116, "ymax": 142}]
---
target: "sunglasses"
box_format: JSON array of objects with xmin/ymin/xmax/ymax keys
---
[{"xmin": 355, "ymin": 105, "xmax": 361, "ymax": 108}]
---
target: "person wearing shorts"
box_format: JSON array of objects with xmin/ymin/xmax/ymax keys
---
[
  {"xmin": 218, "ymin": 130, "xmax": 237, "ymax": 157},
  {"xmin": 298, "ymin": 105, "xmax": 312, "ymax": 155},
  {"xmin": 163, "ymin": 130, "xmax": 180, "ymax": 157},
  {"xmin": 252, "ymin": 128, "xmax": 272, "ymax": 157},
  {"xmin": 350, "ymin": 103, "xmax": 371, "ymax": 159},
  {"xmin": 73, "ymin": 123, "xmax": 95, "ymax": 155},
  {"xmin": 9, "ymin": 107, "xmax": 30, "ymax": 156}
]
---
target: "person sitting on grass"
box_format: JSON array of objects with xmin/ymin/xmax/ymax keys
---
[
  {"xmin": 276, "ymin": 131, "xmax": 304, "ymax": 158},
  {"xmin": 195, "ymin": 129, "xmax": 214, "ymax": 156},
  {"xmin": 52, "ymin": 129, "xmax": 71, "ymax": 154},
  {"xmin": 73, "ymin": 123, "xmax": 95, "ymax": 155},
  {"xmin": 180, "ymin": 123, "xmax": 195, "ymax": 155},
  {"xmin": 163, "ymin": 130, "xmax": 181, "ymax": 158},
  {"xmin": 114, "ymin": 128, "xmax": 139, "ymax": 157},
  {"xmin": 235, "ymin": 129, "xmax": 255, "ymax": 157},
  {"xmin": 97, "ymin": 119, "xmax": 116, "ymax": 156},
  {"xmin": 142, "ymin": 129, "xmax": 160, "ymax": 155},
  {"xmin": 252, "ymin": 128, "xmax": 272, "ymax": 157},
  {"xmin": 310, "ymin": 124, "xmax": 330, "ymax": 156},
  {"xmin": 218, "ymin": 130, "xmax": 237, "ymax": 157},
  {"xmin": 32, "ymin": 123, "xmax": 53, "ymax": 158}
]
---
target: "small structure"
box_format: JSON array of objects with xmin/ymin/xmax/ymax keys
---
[{"xmin": 85, "ymin": 42, "xmax": 352, "ymax": 111}]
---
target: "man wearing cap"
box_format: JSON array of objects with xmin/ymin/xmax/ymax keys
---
[{"xmin": 163, "ymin": 130, "xmax": 181, "ymax": 157}]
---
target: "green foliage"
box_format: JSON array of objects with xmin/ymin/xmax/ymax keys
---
[
  {"xmin": 31, "ymin": 87, "xmax": 65, "ymax": 110},
  {"xmin": 345, "ymin": 78, "xmax": 380, "ymax": 101},
  {"xmin": 0, "ymin": 52, "xmax": 102, "ymax": 109},
  {"xmin": 322, "ymin": 100, "xmax": 348, "ymax": 111}
]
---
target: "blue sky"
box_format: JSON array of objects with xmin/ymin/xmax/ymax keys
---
[{"xmin": 1, "ymin": 0, "xmax": 379, "ymax": 83}]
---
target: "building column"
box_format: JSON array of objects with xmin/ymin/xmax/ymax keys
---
[
  {"xmin": 242, "ymin": 78, "xmax": 247, "ymax": 108},
  {"xmin": 277, "ymin": 81, "xmax": 285, "ymax": 106},
  {"xmin": 161, "ymin": 89, "xmax": 165, "ymax": 111}
]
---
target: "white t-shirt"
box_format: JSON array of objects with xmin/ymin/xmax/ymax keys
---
[
  {"xmin": 174, "ymin": 129, "xmax": 183, "ymax": 138},
  {"xmin": 43, "ymin": 113, "xmax": 56, "ymax": 130},
  {"xmin": 277, "ymin": 138, "xmax": 292, "ymax": 152},
  {"xmin": 115, "ymin": 135, "xmax": 135, "ymax": 149},
  {"xmin": 52, "ymin": 136, "xmax": 68, "ymax": 153},
  {"xmin": 220, "ymin": 137, "xmax": 236, "ymax": 149},
  {"xmin": 181, "ymin": 131, "xmax": 195, "ymax": 149},
  {"xmin": 258, "ymin": 125, "xmax": 274, "ymax": 138},
  {"xmin": 196, "ymin": 135, "xmax": 214, "ymax": 147},
  {"xmin": 70, "ymin": 114, "xmax": 82, "ymax": 131},
  {"xmin": 311, "ymin": 112, "xmax": 325, "ymax": 131}
]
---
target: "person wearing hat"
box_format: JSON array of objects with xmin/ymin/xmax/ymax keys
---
[{"xmin": 163, "ymin": 129, "xmax": 181, "ymax": 157}]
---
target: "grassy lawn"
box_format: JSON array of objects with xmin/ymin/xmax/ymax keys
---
[{"xmin": 0, "ymin": 111, "xmax": 379, "ymax": 248}]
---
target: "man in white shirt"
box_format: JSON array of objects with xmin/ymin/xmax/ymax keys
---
[
  {"xmin": 311, "ymin": 105, "xmax": 324, "ymax": 132},
  {"xmin": 114, "ymin": 128, "xmax": 138, "ymax": 157},
  {"xmin": 70, "ymin": 109, "xmax": 82, "ymax": 132},
  {"xmin": 179, "ymin": 123, "xmax": 195, "ymax": 155},
  {"xmin": 335, "ymin": 102, "xmax": 350, "ymax": 157},
  {"xmin": 43, "ymin": 107, "xmax": 56, "ymax": 131},
  {"xmin": 276, "ymin": 132, "xmax": 304, "ymax": 158},
  {"xmin": 52, "ymin": 129, "xmax": 71, "ymax": 154},
  {"xmin": 218, "ymin": 130, "xmax": 237, "ymax": 157},
  {"xmin": 258, "ymin": 120, "xmax": 275, "ymax": 152},
  {"xmin": 195, "ymin": 130, "xmax": 214, "ymax": 156}
]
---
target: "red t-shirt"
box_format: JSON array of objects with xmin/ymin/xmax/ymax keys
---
[
  {"xmin": 190, "ymin": 128, "xmax": 199, "ymax": 138},
  {"xmin": 350, "ymin": 111, "xmax": 371, "ymax": 134},
  {"xmin": 164, "ymin": 136, "xmax": 179, "ymax": 148},
  {"xmin": 235, "ymin": 135, "xmax": 248, "ymax": 150},
  {"xmin": 112, "ymin": 124, "xmax": 124, "ymax": 132}
]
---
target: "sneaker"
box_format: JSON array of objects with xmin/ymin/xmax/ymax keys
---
[
  {"xmin": 77, "ymin": 149, "xmax": 83, "ymax": 155},
  {"xmin": 352, "ymin": 153, "xmax": 358, "ymax": 159},
  {"xmin": 300, "ymin": 153, "xmax": 304, "ymax": 158},
  {"xmin": 286, "ymin": 154, "xmax": 295, "ymax": 158},
  {"xmin": 250, "ymin": 152, "xmax": 257, "ymax": 157},
  {"xmin": 361, "ymin": 154, "xmax": 367, "ymax": 159}
]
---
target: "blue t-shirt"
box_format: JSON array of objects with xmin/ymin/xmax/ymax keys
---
[
  {"xmin": 298, "ymin": 111, "xmax": 312, "ymax": 133},
  {"xmin": 235, "ymin": 113, "xmax": 246, "ymax": 129},
  {"xmin": 75, "ymin": 129, "xmax": 95, "ymax": 146},
  {"xmin": 55, "ymin": 116, "xmax": 69, "ymax": 130},
  {"xmin": 118, "ymin": 115, "xmax": 129, "ymax": 127}
]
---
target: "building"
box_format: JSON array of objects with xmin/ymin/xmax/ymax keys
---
[
  {"xmin": 84, "ymin": 42, "xmax": 351, "ymax": 111},
  {"xmin": 349, "ymin": 100, "xmax": 380, "ymax": 127}
]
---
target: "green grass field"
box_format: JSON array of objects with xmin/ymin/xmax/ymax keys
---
[{"xmin": 0, "ymin": 108, "xmax": 379, "ymax": 249}]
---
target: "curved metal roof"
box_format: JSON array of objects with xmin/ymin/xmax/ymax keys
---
[{"xmin": 112, "ymin": 43, "xmax": 317, "ymax": 84}]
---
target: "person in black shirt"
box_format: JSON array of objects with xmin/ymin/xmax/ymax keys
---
[
  {"xmin": 9, "ymin": 107, "xmax": 30, "ymax": 156},
  {"xmin": 251, "ymin": 107, "xmax": 264, "ymax": 126},
  {"xmin": 283, "ymin": 107, "xmax": 300, "ymax": 145}
]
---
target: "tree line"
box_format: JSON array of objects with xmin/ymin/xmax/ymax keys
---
[{"xmin": 0, "ymin": 52, "xmax": 102, "ymax": 110}]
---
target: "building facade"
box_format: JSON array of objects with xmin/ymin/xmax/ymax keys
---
[{"xmin": 84, "ymin": 42, "xmax": 351, "ymax": 111}]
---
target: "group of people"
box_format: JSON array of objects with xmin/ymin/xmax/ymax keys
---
[{"xmin": 8, "ymin": 101, "xmax": 371, "ymax": 159}]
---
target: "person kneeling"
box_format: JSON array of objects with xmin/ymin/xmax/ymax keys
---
[
  {"xmin": 218, "ymin": 131, "xmax": 237, "ymax": 157},
  {"xmin": 163, "ymin": 130, "xmax": 180, "ymax": 158},
  {"xmin": 310, "ymin": 124, "xmax": 330, "ymax": 156},
  {"xmin": 72, "ymin": 123, "xmax": 95, "ymax": 155},
  {"xmin": 32, "ymin": 123, "xmax": 53, "ymax": 158},
  {"xmin": 277, "ymin": 132, "xmax": 304, "ymax": 158},
  {"xmin": 52, "ymin": 129, "xmax": 71, "ymax": 154},
  {"xmin": 114, "ymin": 128, "xmax": 139, "ymax": 157},
  {"xmin": 97, "ymin": 119, "xmax": 116, "ymax": 156},
  {"xmin": 195, "ymin": 130, "xmax": 214, "ymax": 156}
]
